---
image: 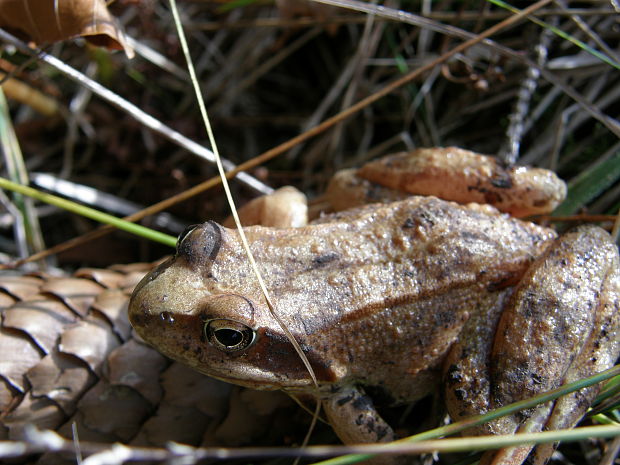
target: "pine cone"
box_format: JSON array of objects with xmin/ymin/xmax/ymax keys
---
[{"xmin": 0, "ymin": 264, "xmax": 295, "ymax": 464}]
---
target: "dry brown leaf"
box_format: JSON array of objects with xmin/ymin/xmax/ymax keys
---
[{"xmin": 0, "ymin": 0, "xmax": 133, "ymax": 57}]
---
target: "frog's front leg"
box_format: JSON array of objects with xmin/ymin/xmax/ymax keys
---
[
  {"xmin": 322, "ymin": 385, "xmax": 396, "ymax": 444},
  {"xmin": 322, "ymin": 385, "xmax": 397, "ymax": 464},
  {"xmin": 445, "ymin": 225, "xmax": 620, "ymax": 465}
]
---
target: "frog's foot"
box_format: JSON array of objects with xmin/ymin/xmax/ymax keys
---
[
  {"xmin": 327, "ymin": 147, "xmax": 566, "ymax": 217},
  {"xmin": 444, "ymin": 225, "xmax": 620, "ymax": 465}
]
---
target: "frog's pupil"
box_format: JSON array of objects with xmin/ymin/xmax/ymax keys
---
[{"xmin": 216, "ymin": 328, "xmax": 243, "ymax": 347}]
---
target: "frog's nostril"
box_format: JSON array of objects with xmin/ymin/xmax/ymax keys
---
[{"xmin": 160, "ymin": 311, "xmax": 175, "ymax": 324}]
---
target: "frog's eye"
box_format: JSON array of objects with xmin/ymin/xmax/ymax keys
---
[{"xmin": 205, "ymin": 319, "xmax": 255, "ymax": 352}]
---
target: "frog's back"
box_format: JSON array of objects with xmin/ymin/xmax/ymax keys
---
[
  {"xmin": 235, "ymin": 196, "xmax": 558, "ymax": 324},
  {"xmin": 273, "ymin": 196, "xmax": 557, "ymax": 394}
]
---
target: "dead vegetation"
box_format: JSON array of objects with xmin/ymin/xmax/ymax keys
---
[{"xmin": 0, "ymin": 0, "xmax": 619, "ymax": 464}]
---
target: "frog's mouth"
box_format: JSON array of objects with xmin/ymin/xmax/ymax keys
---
[{"xmin": 198, "ymin": 369, "xmax": 316, "ymax": 391}]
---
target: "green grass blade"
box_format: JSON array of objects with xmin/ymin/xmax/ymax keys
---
[
  {"xmin": 310, "ymin": 365, "xmax": 620, "ymax": 465},
  {"xmin": 0, "ymin": 88, "xmax": 46, "ymax": 256},
  {"xmin": 553, "ymin": 150, "xmax": 620, "ymax": 217},
  {"xmin": 0, "ymin": 177, "xmax": 177, "ymax": 248}
]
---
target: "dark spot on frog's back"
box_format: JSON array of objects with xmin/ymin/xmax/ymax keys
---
[
  {"xmin": 336, "ymin": 392, "xmax": 356, "ymax": 406},
  {"xmin": 311, "ymin": 252, "xmax": 340, "ymax": 268},
  {"xmin": 454, "ymin": 388, "xmax": 467, "ymax": 401},
  {"xmin": 445, "ymin": 364, "xmax": 463, "ymax": 384},
  {"xmin": 352, "ymin": 394, "xmax": 374, "ymax": 412},
  {"xmin": 408, "ymin": 207, "xmax": 437, "ymax": 227},
  {"xmin": 490, "ymin": 174, "xmax": 513, "ymax": 189},
  {"xmin": 483, "ymin": 191, "xmax": 503, "ymax": 205},
  {"xmin": 177, "ymin": 220, "xmax": 222, "ymax": 268},
  {"xmin": 434, "ymin": 310, "xmax": 456, "ymax": 329},
  {"xmin": 486, "ymin": 270, "xmax": 521, "ymax": 291}
]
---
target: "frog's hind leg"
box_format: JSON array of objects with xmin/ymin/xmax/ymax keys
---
[
  {"xmin": 447, "ymin": 225, "xmax": 620, "ymax": 465},
  {"xmin": 525, "ymin": 231, "xmax": 620, "ymax": 465}
]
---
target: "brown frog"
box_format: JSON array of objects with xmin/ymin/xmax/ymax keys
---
[{"xmin": 128, "ymin": 147, "xmax": 620, "ymax": 465}]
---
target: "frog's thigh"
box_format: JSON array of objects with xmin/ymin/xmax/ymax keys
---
[
  {"xmin": 322, "ymin": 386, "xmax": 395, "ymax": 445},
  {"xmin": 485, "ymin": 225, "xmax": 619, "ymax": 465},
  {"xmin": 528, "ymin": 231, "xmax": 619, "ymax": 465}
]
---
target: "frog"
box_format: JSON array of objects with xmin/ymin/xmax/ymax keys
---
[{"xmin": 128, "ymin": 147, "xmax": 620, "ymax": 465}]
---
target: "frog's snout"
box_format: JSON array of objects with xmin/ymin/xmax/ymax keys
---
[{"xmin": 128, "ymin": 256, "xmax": 205, "ymax": 337}]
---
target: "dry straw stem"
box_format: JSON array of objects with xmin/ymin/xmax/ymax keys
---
[{"xmin": 1, "ymin": 424, "xmax": 619, "ymax": 464}]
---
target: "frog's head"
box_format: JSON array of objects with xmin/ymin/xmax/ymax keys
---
[{"xmin": 128, "ymin": 221, "xmax": 331, "ymax": 391}]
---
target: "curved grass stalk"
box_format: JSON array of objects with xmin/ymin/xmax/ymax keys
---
[
  {"xmin": 311, "ymin": 365, "xmax": 620, "ymax": 465},
  {"xmin": 0, "ymin": 177, "xmax": 177, "ymax": 249}
]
